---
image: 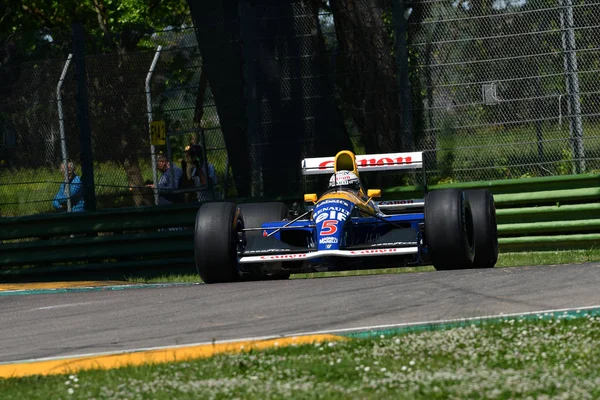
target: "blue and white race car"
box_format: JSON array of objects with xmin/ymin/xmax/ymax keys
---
[{"xmin": 194, "ymin": 150, "xmax": 498, "ymax": 283}]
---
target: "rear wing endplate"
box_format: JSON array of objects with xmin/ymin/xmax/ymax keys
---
[{"xmin": 301, "ymin": 152, "xmax": 423, "ymax": 176}]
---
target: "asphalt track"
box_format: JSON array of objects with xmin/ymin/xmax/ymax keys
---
[{"xmin": 1, "ymin": 263, "xmax": 599, "ymax": 366}]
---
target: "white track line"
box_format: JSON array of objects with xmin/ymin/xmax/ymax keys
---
[
  {"xmin": 2, "ymin": 304, "xmax": 599, "ymax": 365},
  {"xmin": 294, "ymin": 304, "xmax": 600, "ymax": 336}
]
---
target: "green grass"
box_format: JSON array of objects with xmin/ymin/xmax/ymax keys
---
[
  {"xmin": 427, "ymin": 121, "xmax": 600, "ymax": 183},
  {"xmin": 496, "ymin": 249, "xmax": 600, "ymax": 268},
  {"xmin": 0, "ymin": 155, "xmax": 234, "ymax": 216},
  {"xmin": 0, "ymin": 161, "xmax": 151, "ymax": 216},
  {"xmin": 1, "ymin": 312, "xmax": 599, "ymax": 399}
]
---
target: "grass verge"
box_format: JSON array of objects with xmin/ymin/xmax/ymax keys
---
[{"xmin": 1, "ymin": 311, "xmax": 598, "ymax": 399}]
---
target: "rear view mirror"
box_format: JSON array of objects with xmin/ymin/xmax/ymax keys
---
[
  {"xmin": 367, "ymin": 189, "xmax": 382, "ymax": 198},
  {"xmin": 304, "ymin": 193, "xmax": 318, "ymax": 203}
]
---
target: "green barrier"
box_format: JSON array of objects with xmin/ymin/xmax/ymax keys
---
[
  {"xmin": 435, "ymin": 173, "xmax": 599, "ymax": 194},
  {"xmin": 498, "ymin": 218, "xmax": 600, "ymax": 236},
  {"xmin": 496, "ymin": 203, "xmax": 600, "ymax": 224},
  {"xmin": 1, "ymin": 171, "xmax": 598, "ymax": 276},
  {"xmin": 0, "ymin": 203, "xmax": 199, "ymax": 241},
  {"xmin": 499, "ymin": 233, "xmax": 600, "ymax": 252},
  {"xmin": 493, "ymin": 187, "xmax": 600, "ymax": 207},
  {"xmin": 384, "ymin": 173, "xmax": 599, "ymax": 199},
  {"xmin": 1, "ymin": 230, "xmax": 193, "ymax": 267}
]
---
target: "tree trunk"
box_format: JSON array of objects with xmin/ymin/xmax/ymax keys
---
[
  {"xmin": 187, "ymin": 1, "xmax": 253, "ymax": 196},
  {"xmin": 123, "ymin": 155, "xmax": 152, "ymax": 207},
  {"xmin": 188, "ymin": 0, "xmax": 351, "ymax": 197},
  {"xmin": 330, "ymin": 0, "xmax": 404, "ymax": 153}
]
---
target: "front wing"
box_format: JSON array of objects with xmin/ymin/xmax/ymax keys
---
[{"xmin": 239, "ymin": 246, "xmax": 419, "ymax": 264}]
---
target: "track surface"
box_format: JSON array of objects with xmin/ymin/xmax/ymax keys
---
[{"xmin": 1, "ymin": 263, "xmax": 599, "ymax": 363}]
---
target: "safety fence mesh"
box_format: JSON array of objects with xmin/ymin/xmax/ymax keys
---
[
  {"xmin": 409, "ymin": 0, "xmax": 600, "ymax": 182},
  {"xmin": 1, "ymin": 0, "xmax": 599, "ymax": 217}
]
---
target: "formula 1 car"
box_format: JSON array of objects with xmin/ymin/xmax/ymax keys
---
[{"xmin": 194, "ymin": 150, "xmax": 498, "ymax": 283}]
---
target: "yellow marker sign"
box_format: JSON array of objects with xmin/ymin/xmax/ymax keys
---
[{"xmin": 150, "ymin": 120, "xmax": 166, "ymax": 145}]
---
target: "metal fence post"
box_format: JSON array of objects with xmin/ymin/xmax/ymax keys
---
[
  {"xmin": 56, "ymin": 54, "xmax": 73, "ymax": 212},
  {"xmin": 239, "ymin": 1, "xmax": 262, "ymax": 197},
  {"xmin": 72, "ymin": 22, "xmax": 96, "ymax": 211},
  {"xmin": 559, "ymin": 0, "xmax": 585, "ymax": 173},
  {"xmin": 392, "ymin": 0, "xmax": 414, "ymax": 151},
  {"xmin": 146, "ymin": 46, "xmax": 162, "ymax": 206}
]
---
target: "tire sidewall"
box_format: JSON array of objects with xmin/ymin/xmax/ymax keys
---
[
  {"xmin": 465, "ymin": 189, "xmax": 499, "ymax": 268},
  {"xmin": 194, "ymin": 202, "xmax": 242, "ymax": 283},
  {"xmin": 425, "ymin": 189, "xmax": 475, "ymax": 270}
]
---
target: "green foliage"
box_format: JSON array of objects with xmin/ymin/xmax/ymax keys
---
[
  {"xmin": 556, "ymin": 148, "xmax": 574, "ymax": 175},
  {"xmin": 435, "ymin": 118, "xmax": 457, "ymax": 184},
  {"xmin": 1, "ymin": 0, "xmax": 190, "ymax": 53}
]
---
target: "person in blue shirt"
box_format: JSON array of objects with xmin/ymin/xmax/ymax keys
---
[
  {"xmin": 147, "ymin": 153, "xmax": 183, "ymax": 204},
  {"xmin": 184, "ymin": 144, "xmax": 219, "ymax": 202},
  {"xmin": 52, "ymin": 161, "xmax": 85, "ymax": 212}
]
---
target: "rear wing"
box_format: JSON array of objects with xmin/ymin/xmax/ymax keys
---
[{"xmin": 301, "ymin": 152, "xmax": 423, "ymax": 176}]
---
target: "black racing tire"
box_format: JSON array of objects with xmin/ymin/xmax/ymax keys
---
[
  {"xmin": 424, "ymin": 188, "xmax": 475, "ymax": 271},
  {"xmin": 238, "ymin": 202, "xmax": 291, "ymax": 280},
  {"xmin": 194, "ymin": 202, "xmax": 242, "ymax": 283},
  {"xmin": 465, "ymin": 189, "xmax": 498, "ymax": 269}
]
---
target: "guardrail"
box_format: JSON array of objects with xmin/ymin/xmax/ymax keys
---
[
  {"xmin": 0, "ymin": 203, "xmax": 199, "ymax": 278},
  {"xmin": 385, "ymin": 173, "xmax": 600, "ymax": 252},
  {"xmin": 1, "ymin": 173, "xmax": 598, "ymax": 277}
]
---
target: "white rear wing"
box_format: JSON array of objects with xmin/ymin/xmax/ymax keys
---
[{"xmin": 301, "ymin": 152, "xmax": 423, "ymax": 176}]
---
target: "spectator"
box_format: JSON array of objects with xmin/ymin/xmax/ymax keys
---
[
  {"xmin": 53, "ymin": 160, "xmax": 85, "ymax": 212},
  {"xmin": 147, "ymin": 153, "xmax": 183, "ymax": 205},
  {"xmin": 184, "ymin": 144, "xmax": 219, "ymax": 202}
]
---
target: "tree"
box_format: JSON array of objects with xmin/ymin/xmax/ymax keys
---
[
  {"xmin": 329, "ymin": 0, "xmax": 409, "ymax": 153},
  {"xmin": 188, "ymin": 0, "xmax": 352, "ymax": 197},
  {"xmin": 1, "ymin": 0, "xmax": 190, "ymax": 206}
]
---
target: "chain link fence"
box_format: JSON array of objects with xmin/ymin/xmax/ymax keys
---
[
  {"xmin": 409, "ymin": 0, "xmax": 600, "ymax": 182},
  {"xmin": 0, "ymin": 27, "xmax": 229, "ymax": 216},
  {"xmin": 1, "ymin": 1, "xmax": 599, "ymax": 217},
  {"xmin": 0, "ymin": 28, "xmax": 80, "ymax": 216}
]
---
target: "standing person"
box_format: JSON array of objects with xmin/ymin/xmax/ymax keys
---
[
  {"xmin": 184, "ymin": 144, "xmax": 219, "ymax": 202},
  {"xmin": 52, "ymin": 160, "xmax": 85, "ymax": 212},
  {"xmin": 147, "ymin": 153, "xmax": 183, "ymax": 205}
]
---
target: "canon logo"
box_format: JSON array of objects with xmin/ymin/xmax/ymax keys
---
[
  {"xmin": 318, "ymin": 156, "xmax": 412, "ymax": 170},
  {"xmin": 350, "ymin": 249, "xmax": 399, "ymax": 255},
  {"xmin": 260, "ymin": 254, "xmax": 308, "ymax": 260},
  {"xmin": 379, "ymin": 200, "xmax": 414, "ymax": 205}
]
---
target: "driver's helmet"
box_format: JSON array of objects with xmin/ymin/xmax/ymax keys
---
[{"xmin": 328, "ymin": 170, "xmax": 361, "ymax": 191}]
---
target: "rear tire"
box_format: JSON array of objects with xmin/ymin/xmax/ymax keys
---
[
  {"xmin": 194, "ymin": 202, "xmax": 242, "ymax": 283},
  {"xmin": 425, "ymin": 189, "xmax": 475, "ymax": 270},
  {"xmin": 238, "ymin": 202, "xmax": 291, "ymax": 280},
  {"xmin": 465, "ymin": 189, "xmax": 498, "ymax": 268}
]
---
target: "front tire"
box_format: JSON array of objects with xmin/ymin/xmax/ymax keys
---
[
  {"xmin": 194, "ymin": 202, "xmax": 243, "ymax": 283},
  {"xmin": 466, "ymin": 189, "xmax": 498, "ymax": 268},
  {"xmin": 425, "ymin": 189, "xmax": 475, "ymax": 270}
]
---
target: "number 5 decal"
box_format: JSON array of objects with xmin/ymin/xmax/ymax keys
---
[{"xmin": 321, "ymin": 220, "xmax": 338, "ymax": 235}]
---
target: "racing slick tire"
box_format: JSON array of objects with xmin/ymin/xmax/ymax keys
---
[
  {"xmin": 424, "ymin": 188, "xmax": 475, "ymax": 271},
  {"xmin": 194, "ymin": 202, "xmax": 243, "ymax": 283},
  {"xmin": 465, "ymin": 189, "xmax": 498, "ymax": 269},
  {"xmin": 238, "ymin": 202, "xmax": 292, "ymax": 280}
]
